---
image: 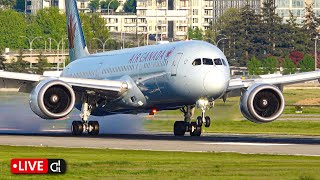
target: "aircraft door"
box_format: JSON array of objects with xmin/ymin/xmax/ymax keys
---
[{"xmin": 171, "ymin": 53, "xmax": 183, "ymax": 76}]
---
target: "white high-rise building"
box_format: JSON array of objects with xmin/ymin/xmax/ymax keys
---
[{"xmin": 275, "ymin": 0, "xmax": 320, "ymax": 24}]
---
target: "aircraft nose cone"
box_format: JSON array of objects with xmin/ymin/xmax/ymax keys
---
[{"xmin": 203, "ymin": 69, "xmax": 228, "ymax": 96}]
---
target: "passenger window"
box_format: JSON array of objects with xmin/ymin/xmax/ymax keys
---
[
  {"xmin": 214, "ymin": 58, "xmax": 223, "ymax": 65},
  {"xmin": 192, "ymin": 58, "xmax": 201, "ymax": 66},
  {"xmin": 203, "ymin": 58, "xmax": 213, "ymax": 65}
]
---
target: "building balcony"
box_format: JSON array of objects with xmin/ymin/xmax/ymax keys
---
[
  {"xmin": 203, "ymin": 14, "xmax": 213, "ymax": 18},
  {"xmin": 124, "ymin": 24, "xmax": 137, "ymax": 27},
  {"xmin": 176, "ymin": 31, "xmax": 186, "ymax": 36},
  {"xmin": 136, "ymin": 6, "xmax": 148, "ymax": 10},
  {"xmin": 203, "ymin": 3, "xmax": 213, "ymax": 8},
  {"xmin": 176, "ymin": 6, "xmax": 190, "ymax": 10},
  {"xmin": 167, "ymin": 10, "xmax": 188, "ymax": 17}
]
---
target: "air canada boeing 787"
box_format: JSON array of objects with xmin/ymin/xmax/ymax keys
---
[{"xmin": 0, "ymin": 0, "xmax": 320, "ymax": 136}]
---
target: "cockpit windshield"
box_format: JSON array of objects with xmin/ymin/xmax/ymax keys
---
[
  {"xmin": 192, "ymin": 58, "xmax": 201, "ymax": 66},
  {"xmin": 214, "ymin": 58, "xmax": 223, "ymax": 65},
  {"xmin": 203, "ymin": 58, "xmax": 214, "ymax": 65},
  {"xmin": 192, "ymin": 58, "xmax": 227, "ymax": 66}
]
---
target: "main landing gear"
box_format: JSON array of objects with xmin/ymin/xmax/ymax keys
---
[
  {"xmin": 71, "ymin": 98, "xmax": 100, "ymax": 136},
  {"xmin": 174, "ymin": 100, "xmax": 213, "ymax": 137}
]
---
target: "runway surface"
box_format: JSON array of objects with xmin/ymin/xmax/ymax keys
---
[
  {"xmin": 0, "ymin": 93, "xmax": 320, "ymax": 156},
  {"xmin": 0, "ymin": 132, "xmax": 320, "ymax": 156}
]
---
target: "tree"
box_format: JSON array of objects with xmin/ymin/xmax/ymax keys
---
[
  {"xmin": 35, "ymin": 53, "xmax": 51, "ymax": 74},
  {"xmin": 88, "ymin": 0, "xmax": 100, "ymax": 13},
  {"xmin": 33, "ymin": 8, "xmax": 66, "ymax": 49},
  {"xmin": 123, "ymin": 0, "xmax": 136, "ymax": 13},
  {"xmin": 303, "ymin": 3, "xmax": 320, "ymax": 42},
  {"xmin": 187, "ymin": 26, "xmax": 203, "ymax": 40},
  {"xmin": 0, "ymin": 0, "xmax": 16, "ymax": 8},
  {"xmin": 282, "ymin": 56, "xmax": 296, "ymax": 75},
  {"xmin": 300, "ymin": 54, "xmax": 315, "ymax": 72},
  {"xmin": 90, "ymin": 13, "xmax": 109, "ymax": 50},
  {"xmin": 213, "ymin": 8, "xmax": 240, "ymax": 33},
  {"xmin": 286, "ymin": 11, "xmax": 310, "ymax": 53},
  {"xmin": 100, "ymin": 0, "xmax": 120, "ymax": 13},
  {"xmin": 5, "ymin": 49, "xmax": 29, "ymax": 73},
  {"xmin": 260, "ymin": 0, "xmax": 284, "ymax": 56},
  {"xmin": 0, "ymin": 9, "xmax": 26, "ymax": 49},
  {"xmin": 289, "ymin": 51, "xmax": 304, "ymax": 65},
  {"xmin": 262, "ymin": 56, "xmax": 278, "ymax": 74},
  {"xmin": 0, "ymin": 49, "xmax": 6, "ymax": 70},
  {"xmin": 247, "ymin": 56, "xmax": 262, "ymax": 75},
  {"xmin": 80, "ymin": 13, "xmax": 94, "ymax": 48}
]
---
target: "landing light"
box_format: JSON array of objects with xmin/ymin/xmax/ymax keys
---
[
  {"xmin": 149, "ymin": 108, "xmax": 157, "ymax": 115},
  {"xmin": 196, "ymin": 99, "xmax": 209, "ymax": 108}
]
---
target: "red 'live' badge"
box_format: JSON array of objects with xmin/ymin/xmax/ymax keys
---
[{"xmin": 11, "ymin": 159, "xmax": 48, "ymax": 174}]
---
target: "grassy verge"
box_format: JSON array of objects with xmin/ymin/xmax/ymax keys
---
[
  {"xmin": 143, "ymin": 89, "xmax": 320, "ymax": 135},
  {"xmin": 144, "ymin": 120, "xmax": 320, "ymax": 136},
  {"xmin": 0, "ymin": 146, "xmax": 319, "ymax": 179}
]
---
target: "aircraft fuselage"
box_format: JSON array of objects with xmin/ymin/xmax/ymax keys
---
[{"xmin": 61, "ymin": 40, "xmax": 230, "ymax": 115}]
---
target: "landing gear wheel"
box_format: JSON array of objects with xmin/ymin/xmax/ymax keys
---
[
  {"xmin": 204, "ymin": 116, "xmax": 211, "ymax": 127},
  {"xmin": 190, "ymin": 122, "xmax": 201, "ymax": 136},
  {"xmin": 196, "ymin": 116, "xmax": 203, "ymax": 127},
  {"xmin": 174, "ymin": 121, "xmax": 186, "ymax": 136},
  {"xmin": 88, "ymin": 121, "xmax": 99, "ymax": 135},
  {"xmin": 71, "ymin": 121, "xmax": 83, "ymax": 135}
]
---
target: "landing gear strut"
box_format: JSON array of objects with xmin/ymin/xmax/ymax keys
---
[
  {"xmin": 71, "ymin": 97, "xmax": 100, "ymax": 136},
  {"xmin": 173, "ymin": 99, "xmax": 213, "ymax": 137}
]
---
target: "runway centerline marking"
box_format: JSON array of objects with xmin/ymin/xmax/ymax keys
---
[{"xmin": 198, "ymin": 142, "xmax": 294, "ymax": 146}]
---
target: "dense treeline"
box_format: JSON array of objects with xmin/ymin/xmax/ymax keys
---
[
  {"xmin": 189, "ymin": 1, "xmax": 320, "ymax": 73},
  {"xmin": 0, "ymin": 7, "xmax": 109, "ymax": 51}
]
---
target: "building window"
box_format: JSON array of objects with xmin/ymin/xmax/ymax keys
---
[{"xmin": 193, "ymin": 9, "xmax": 198, "ymax": 15}]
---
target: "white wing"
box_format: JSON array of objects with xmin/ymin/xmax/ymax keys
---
[
  {"xmin": 227, "ymin": 71, "xmax": 320, "ymax": 97},
  {"xmin": 0, "ymin": 71, "xmax": 128, "ymax": 98}
]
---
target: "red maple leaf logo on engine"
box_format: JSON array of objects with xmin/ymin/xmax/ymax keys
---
[{"xmin": 68, "ymin": 15, "xmax": 76, "ymax": 49}]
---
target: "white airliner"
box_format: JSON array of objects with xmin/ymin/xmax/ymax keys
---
[{"xmin": 0, "ymin": 0, "xmax": 320, "ymax": 136}]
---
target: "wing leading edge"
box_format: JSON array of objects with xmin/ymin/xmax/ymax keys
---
[
  {"xmin": 228, "ymin": 70, "xmax": 320, "ymax": 91},
  {"xmin": 0, "ymin": 71, "xmax": 128, "ymax": 98}
]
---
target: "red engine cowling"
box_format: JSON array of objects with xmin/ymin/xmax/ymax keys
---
[
  {"xmin": 29, "ymin": 78, "xmax": 75, "ymax": 119},
  {"xmin": 240, "ymin": 83, "xmax": 285, "ymax": 123}
]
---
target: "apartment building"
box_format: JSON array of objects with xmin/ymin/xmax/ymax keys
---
[
  {"xmin": 275, "ymin": 0, "xmax": 320, "ymax": 24},
  {"xmin": 139, "ymin": 0, "xmax": 261, "ymax": 39},
  {"xmin": 27, "ymin": 0, "xmax": 127, "ymax": 14},
  {"xmin": 25, "ymin": 0, "xmax": 320, "ymax": 40}
]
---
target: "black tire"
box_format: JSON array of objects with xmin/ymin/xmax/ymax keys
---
[
  {"xmin": 71, "ymin": 121, "xmax": 83, "ymax": 135},
  {"xmin": 88, "ymin": 121, "xmax": 99, "ymax": 135},
  {"xmin": 204, "ymin": 116, "xmax": 211, "ymax": 127},
  {"xmin": 196, "ymin": 116, "xmax": 203, "ymax": 127},
  {"xmin": 174, "ymin": 121, "xmax": 186, "ymax": 136},
  {"xmin": 190, "ymin": 122, "xmax": 201, "ymax": 136}
]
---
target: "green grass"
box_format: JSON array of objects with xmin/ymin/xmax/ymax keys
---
[
  {"xmin": 0, "ymin": 145, "xmax": 320, "ymax": 179},
  {"xmin": 143, "ymin": 89, "xmax": 320, "ymax": 136},
  {"xmin": 144, "ymin": 120, "xmax": 320, "ymax": 136},
  {"xmin": 153, "ymin": 89, "xmax": 320, "ymax": 121}
]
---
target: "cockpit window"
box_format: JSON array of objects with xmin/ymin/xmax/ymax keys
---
[
  {"xmin": 214, "ymin": 58, "xmax": 223, "ymax": 65},
  {"xmin": 203, "ymin": 58, "xmax": 213, "ymax": 65},
  {"xmin": 221, "ymin": 59, "xmax": 227, "ymax": 66},
  {"xmin": 192, "ymin": 58, "xmax": 201, "ymax": 66}
]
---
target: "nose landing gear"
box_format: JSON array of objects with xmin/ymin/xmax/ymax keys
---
[{"xmin": 173, "ymin": 99, "xmax": 213, "ymax": 137}]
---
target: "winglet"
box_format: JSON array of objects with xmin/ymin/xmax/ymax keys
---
[{"xmin": 65, "ymin": 0, "xmax": 90, "ymax": 62}]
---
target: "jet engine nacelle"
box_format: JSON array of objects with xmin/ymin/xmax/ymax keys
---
[
  {"xmin": 240, "ymin": 83, "xmax": 285, "ymax": 123},
  {"xmin": 29, "ymin": 78, "xmax": 75, "ymax": 119}
]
